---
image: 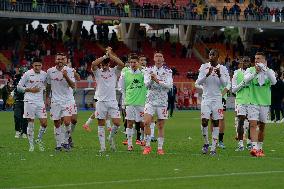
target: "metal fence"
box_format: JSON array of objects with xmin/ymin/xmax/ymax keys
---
[{"xmin": 0, "ymin": 1, "xmax": 283, "ymax": 22}]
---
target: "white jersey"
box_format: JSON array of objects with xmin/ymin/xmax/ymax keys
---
[
  {"xmin": 195, "ymin": 63, "xmax": 229, "ymax": 101},
  {"xmin": 17, "ymin": 69, "xmax": 47, "ymax": 103},
  {"xmin": 93, "ymin": 66, "xmax": 120, "ymax": 102},
  {"xmin": 65, "ymin": 67, "xmax": 76, "ymax": 103},
  {"xmin": 47, "ymin": 66, "xmax": 75, "ymax": 104},
  {"xmin": 144, "ymin": 65, "xmax": 173, "ymax": 106}
]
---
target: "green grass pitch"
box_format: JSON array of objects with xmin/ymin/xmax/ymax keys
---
[{"xmin": 1, "ymin": 111, "xmax": 284, "ymax": 189}]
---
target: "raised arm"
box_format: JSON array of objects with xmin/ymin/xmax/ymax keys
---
[
  {"xmin": 231, "ymin": 71, "xmax": 245, "ymax": 94},
  {"xmin": 244, "ymin": 68, "xmax": 257, "ymax": 84},
  {"xmin": 196, "ymin": 64, "xmax": 210, "ymax": 86},
  {"xmin": 157, "ymin": 70, "xmax": 173, "ymax": 90},
  {"xmin": 91, "ymin": 56, "xmax": 106, "ymax": 71},
  {"xmin": 144, "ymin": 68, "xmax": 154, "ymax": 89},
  {"xmin": 266, "ymin": 69, "xmax": 277, "ymax": 85},
  {"xmin": 62, "ymin": 69, "xmax": 75, "ymax": 89},
  {"xmin": 107, "ymin": 47, "xmax": 124, "ymax": 69},
  {"xmin": 17, "ymin": 72, "xmax": 40, "ymax": 93}
]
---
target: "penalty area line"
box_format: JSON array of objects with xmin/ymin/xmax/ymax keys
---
[{"xmin": 5, "ymin": 170, "xmax": 284, "ymax": 189}]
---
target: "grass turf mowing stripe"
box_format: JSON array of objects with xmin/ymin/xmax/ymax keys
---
[{"xmin": 5, "ymin": 170, "xmax": 284, "ymax": 189}]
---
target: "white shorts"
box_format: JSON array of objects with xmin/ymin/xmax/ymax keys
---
[
  {"xmin": 24, "ymin": 102, "xmax": 47, "ymax": 119},
  {"xmin": 95, "ymin": 100, "xmax": 121, "ymax": 119},
  {"xmin": 247, "ymin": 105, "xmax": 269, "ymax": 123},
  {"xmin": 50, "ymin": 101, "xmax": 73, "ymax": 120},
  {"xmin": 144, "ymin": 103, "xmax": 168, "ymax": 120},
  {"xmin": 71, "ymin": 103, "xmax": 77, "ymax": 115},
  {"xmin": 201, "ymin": 100, "xmax": 223, "ymax": 120},
  {"xmin": 236, "ymin": 104, "xmax": 249, "ymax": 116},
  {"xmin": 61, "ymin": 103, "xmax": 77, "ymax": 118},
  {"xmin": 125, "ymin": 105, "xmax": 144, "ymax": 122}
]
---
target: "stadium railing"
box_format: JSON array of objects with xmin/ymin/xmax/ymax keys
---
[{"xmin": 0, "ymin": 1, "xmax": 282, "ymax": 22}]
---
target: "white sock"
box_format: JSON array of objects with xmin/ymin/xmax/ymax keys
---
[
  {"xmin": 244, "ymin": 119, "xmax": 249, "ymax": 134},
  {"xmin": 85, "ymin": 118, "xmax": 94, "ymax": 126},
  {"xmin": 158, "ymin": 137, "xmax": 164, "ymax": 150},
  {"xmin": 106, "ymin": 119, "xmax": 111, "ymax": 129},
  {"xmin": 98, "ymin": 126, "xmax": 105, "ymax": 151},
  {"xmin": 150, "ymin": 122, "xmax": 155, "ymax": 138},
  {"xmin": 258, "ymin": 142, "xmax": 263, "ymax": 150},
  {"xmin": 252, "ymin": 142, "xmax": 258, "ymax": 150},
  {"xmin": 60, "ymin": 125, "xmax": 65, "ymax": 145},
  {"xmin": 54, "ymin": 127, "xmax": 62, "ymax": 148},
  {"xmin": 211, "ymin": 127, "xmax": 219, "ymax": 151},
  {"xmin": 27, "ymin": 122, "xmax": 34, "ymax": 146},
  {"xmin": 110, "ymin": 125, "xmax": 119, "ymax": 138},
  {"xmin": 37, "ymin": 126, "xmax": 46, "ymax": 141},
  {"xmin": 71, "ymin": 123, "xmax": 76, "ymax": 132},
  {"xmin": 126, "ymin": 128, "xmax": 133, "ymax": 147},
  {"xmin": 64, "ymin": 125, "xmax": 71, "ymax": 144},
  {"xmin": 146, "ymin": 135, "xmax": 151, "ymax": 147},
  {"xmin": 247, "ymin": 139, "xmax": 251, "ymax": 145},
  {"xmin": 238, "ymin": 140, "xmax": 244, "ymax": 147},
  {"xmin": 201, "ymin": 125, "xmax": 209, "ymax": 144}
]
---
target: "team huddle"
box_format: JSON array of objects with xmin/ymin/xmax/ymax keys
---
[{"xmin": 17, "ymin": 47, "xmax": 276, "ymax": 157}]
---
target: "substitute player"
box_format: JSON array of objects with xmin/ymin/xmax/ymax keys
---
[
  {"xmin": 244, "ymin": 52, "xmax": 276, "ymax": 157},
  {"xmin": 119, "ymin": 54, "xmax": 147, "ymax": 151}
]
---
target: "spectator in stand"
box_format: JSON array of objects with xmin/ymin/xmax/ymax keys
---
[
  {"xmin": 223, "ymin": 6, "xmax": 228, "ymax": 20},
  {"xmin": 81, "ymin": 26, "xmax": 89, "ymax": 40},
  {"xmin": 186, "ymin": 43, "xmax": 193, "ymax": 58},
  {"xmin": 177, "ymin": 88, "xmax": 184, "ymax": 109},
  {"xmin": 203, "ymin": 5, "xmax": 208, "ymax": 20},
  {"xmin": 165, "ymin": 30, "xmax": 170, "ymax": 42}
]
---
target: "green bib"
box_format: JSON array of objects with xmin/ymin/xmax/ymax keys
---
[
  {"xmin": 248, "ymin": 67, "xmax": 271, "ymax": 105},
  {"xmin": 235, "ymin": 69, "xmax": 250, "ymax": 105},
  {"xmin": 124, "ymin": 70, "xmax": 147, "ymax": 106}
]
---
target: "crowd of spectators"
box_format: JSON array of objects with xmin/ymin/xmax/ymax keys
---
[{"xmin": 0, "ymin": 0, "xmax": 283, "ymax": 22}]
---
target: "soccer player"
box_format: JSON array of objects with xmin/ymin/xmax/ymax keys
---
[
  {"xmin": 195, "ymin": 49, "xmax": 229, "ymax": 156},
  {"xmin": 62, "ymin": 55, "xmax": 80, "ymax": 147},
  {"xmin": 119, "ymin": 54, "xmax": 147, "ymax": 151},
  {"xmin": 91, "ymin": 47, "xmax": 124, "ymax": 152},
  {"xmin": 143, "ymin": 51, "xmax": 173, "ymax": 155},
  {"xmin": 46, "ymin": 53, "xmax": 75, "ymax": 151},
  {"xmin": 17, "ymin": 58, "xmax": 47, "ymax": 152},
  {"xmin": 244, "ymin": 52, "xmax": 276, "ymax": 157},
  {"xmin": 232, "ymin": 56, "xmax": 251, "ymax": 151}
]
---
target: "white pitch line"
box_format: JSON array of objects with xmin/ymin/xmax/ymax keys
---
[{"xmin": 4, "ymin": 170, "xmax": 284, "ymax": 189}]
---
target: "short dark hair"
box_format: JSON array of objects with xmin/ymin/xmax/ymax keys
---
[
  {"xmin": 154, "ymin": 50, "xmax": 163, "ymax": 54},
  {"xmin": 129, "ymin": 54, "xmax": 139, "ymax": 61},
  {"xmin": 33, "ymin": 57, "xmax": 42, "ymax": 64},
  {"xmin": 209, "ymin": 49, "xmax": 219, "ymax": 56},
  {"xmin": 255, "ymin": 52, "xmax": 266, "ymax": 59},
  {"xmin": 56, "ymin": 52, "xmax": 65, "ymax": 56}
]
